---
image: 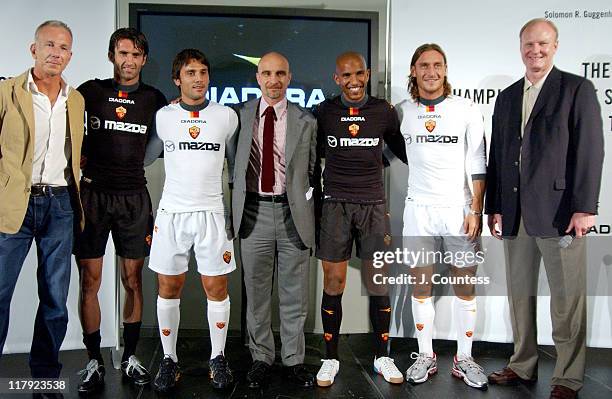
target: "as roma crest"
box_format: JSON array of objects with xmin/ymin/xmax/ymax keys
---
[
  {"xmin": 145, "ymin": 234, "xmax": 152, "ymax": 246},
  {"xmin": 161, "ymin": 328, "xmax": 171, "ymax": 336},
  {"xmin": 189, "ymin": 125, "xmax": 200, "ymax": 139},
  {"xmin": 425, "ymin": 119, "xmax": 436, "ymax": 133},
  {"xmin": 324, "ymin": 333, "xmax": 333, "ymax": 342},
  {"xmin": 381, "ymin": 332, "xmax": 389, "ymax": 342},
  {"xmin": 348, "ymin": 123, "xmax": 360, "ymax": 137},
  {"xmin": 465, "ymin": 331, "xmax": 473, "ymax": 338},
  {"xmin": 223, "ymin": 251, "xmax": 232, "ymax": 264},
  {"xmin": 216, "ymin": 322, "xmax": 226, "ymax": 329},
  {"xmin": 416, "ymin": 323, "xmax": 424, "ymax": 331},
  {"xmin": 115, "ymin": 106, "xmax": 127, "ymax": 119}
]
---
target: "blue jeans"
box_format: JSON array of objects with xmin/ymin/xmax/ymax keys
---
[{"xmin": 0, "ymin": 188, "xmax": 73, "ymax": 378}]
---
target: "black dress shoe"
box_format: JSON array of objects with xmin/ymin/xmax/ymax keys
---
[
  {"xmin": 247, "ymin": 360, "xmax": 271, "ymax": 389},
  {"xmin": 283, "ymin": 364, "xmax": 314, "ymax": 388}
]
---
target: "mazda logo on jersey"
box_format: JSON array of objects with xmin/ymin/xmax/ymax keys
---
[
  {"xmin": 327, "ymin": 136, "xmax": 338, "ymax": 147},
  {"xmin": 349, "ymin": 123, "xmax": 360, "ymax": 137},
  {"xmin": 425, "ymin": 119, "xmax": 436, "ymax": 132},
  {"xmin": 90, "ymin": 116, "xmax": 101, "ymax": 130},
  {"xmin": 403, "ymin": 134, "xmax": 412, "ymax": 145},
  {"xmin": 115, "ymin": 106, "xmax": 127, "ymax": 119},
  {"xmin": 189, "ymin": 126, "xmax": 200, "ymax": 139},
  {"xmin": 164, "ymin": 140, "xmax": 175, "ymax": 152}
]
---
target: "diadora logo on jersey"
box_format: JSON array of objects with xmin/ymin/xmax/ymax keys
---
[
  {"xmin": 178, "ymin": 142, "xmax": 221, "ymax": 151},
  {"xmin": 223, "ymin": 251, "xmax": 232, "ymax": 264},
  {"xmin": 189, "ymin": 126, "xmax": 200, "ymax": 139},
  {"xmin": 348, "ymin": 123, "xmax": 360, "ymax": 137},
  {"xmin": 108, "ymin": 97, "xmax": 135, "ymax": 104},
  {"xmin": 417, "ymin": 114, "xmax": 441, "ymax": 119},
  {"xmin": 104, "ymin": 120, "xmax": 147, "ymax": 134},
  {"xmin": 425, "ymin": 119, "xmax": 436, "ymax": 132},
  {"xmin": 415, "ymin": 134, "xmax": 459, "ymax": 144},
  {"xmin": 164, "ymin": 141, "xmax": 176, "ymax": 152},
  {"xmin": 340, "ymin": 116, "xmax": 365, "ymax": 122},
  {"xmin": 115, "ymin": 106, "xmax": 127, "ymax": 119},
  {"xmin": 181, "ymin": 119, "xmax": 206, "ymax": 124}
]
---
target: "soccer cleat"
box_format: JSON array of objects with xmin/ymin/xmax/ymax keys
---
[
  {"xmin": 209, "ymin": 354, "xmax": 234, "ymax": 389},
  {"xmin": 373, "ymin": 356, "xmax": 404, "ymax": 384},
  {"xmin": 405, "ymin": 352, "xmax": 437, "ymax": 384},
  {"xmin": 121, "ymin": 355, "xmax": 152, "ymax": 385},
  {"xmin": 153, "ymin": 356, "xmax": 181, "ymax": 393},
  {"xmin": 77, "ymin": 359, "xmax": 105, "ymax": 394},
  {"xmin": 452, "ymin": 355, "xmax": 488, "ymax": 390},
  {"xmin": 316, "ymin": 359, "xmax": 340, "ymax": 387}
]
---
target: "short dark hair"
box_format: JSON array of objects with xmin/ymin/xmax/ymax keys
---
[
  {"xmin": 171, "ymin": 49, "xmax": 211, "ymax": 80},
  {"xmin": 108, "ymin": 28, "xmax": 149, "ymax": 57}
]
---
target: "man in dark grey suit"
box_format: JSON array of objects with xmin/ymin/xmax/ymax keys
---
[
  {"xmin": 485, "ymin": 18, "xmax": 604, "ymax": 399},
  {"xmin": 232, "ymin": 52, "xmax": 317, "ymax": 389}
]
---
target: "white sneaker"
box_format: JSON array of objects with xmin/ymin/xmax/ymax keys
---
[
  {"xmin": 373, "ymin": 356, "xmax": 404, "ymax": 384},
  {"xmin": 316, "ymin": 359, "xmax": 340, "ymax": 387}
]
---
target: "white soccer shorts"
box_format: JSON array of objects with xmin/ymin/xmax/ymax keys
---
[
  {"xmin": 149, "ymin": 209, "xmax": 236, "ymax": 276},
  {"xmin": 402, "ymin": 199, "xmax": 481, "ymax": 268}
]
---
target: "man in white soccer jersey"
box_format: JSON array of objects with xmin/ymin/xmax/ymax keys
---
[
  {"xmin": 396, "ymin": 43, "xmax": 488, "ymax": 390},
  {"xmin": 143, "ymin": 48, "xmax": 238, "ymax": 392}
]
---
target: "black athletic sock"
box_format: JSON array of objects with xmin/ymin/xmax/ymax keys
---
[
  {"xmin": 83, "ymin": 330, "xmax": 103, "ymax": 364},
  {"xmin": 321, "ymin": 291, "xmax": 343, "ymax": 360},
  {"xmin": 122, "ymin": 321, "xmax": 142, "ymax": 363},
  {"xmin": 369, "ymin": 295, "xmax": 391, "ymax": 358}
]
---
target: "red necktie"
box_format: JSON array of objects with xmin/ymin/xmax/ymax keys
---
[{"xmin": 261, "ymin": 106, "xmax": 276, "ymax": 192}]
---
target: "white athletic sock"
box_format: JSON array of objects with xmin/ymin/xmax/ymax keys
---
[
  {"xmin": 207, "ymin": 296, "xmax": 230, "ymax": 359},
  {"xmin": 157, "ymin": 296, "xmax": 180, "ymax": 363},
  {"xmin": 454, "ymin": 297, "xmax": 477, "ymax": 360},
  {"xmin": 411, "ymin": 296, "xmax": 435, "ymax": 357}
]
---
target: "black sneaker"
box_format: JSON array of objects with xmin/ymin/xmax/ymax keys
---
[
  {"xmin": 121, "ymin": 355, "xmax": 152, "ymax": 385},
  {"xmin": 153, "ymin": 356, "xmax": 181, "ymax": 393},
  {"xmin": 77, "ymin": 359, "xmax": 105, "ymax": 394},
  {"xmin": 209, "ymin": 354, "xmax": 234, "ymax": 390}
]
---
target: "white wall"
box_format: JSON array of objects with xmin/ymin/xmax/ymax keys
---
[
  {"xmin": 389, "ymin": 0, "xmax": 612, "ymax": 347},
  {"xmin": 0, "ymin": 0, "xmax": 116, "ymax": 353}
]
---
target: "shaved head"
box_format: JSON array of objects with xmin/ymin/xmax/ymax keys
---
[
  {"xmin": 258, "ymin": 51, "xmax": 290, "ymax": 73},
  {"xmin": 335, "ymin": 51, "xmax": 366, "ymax": 74},
  {"xmin": 256, "ymin": 51, "xmax": 291, "ymax": 105}
]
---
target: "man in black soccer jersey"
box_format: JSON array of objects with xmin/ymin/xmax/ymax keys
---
[
  {"xmin": 314, "ymin": 52, "xmax": 407, "ymax": 387},
  {"xmin": 74, "ymin": 28, "xmax": 166, "ymax": 394}
]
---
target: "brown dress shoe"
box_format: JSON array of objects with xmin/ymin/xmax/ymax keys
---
[
  {"xmin": 487, "ymin": 367, "xmax": 537, "ymax": 385},
  {"xmin": 550, "ymin": 385, "xmax": 577, "ymax": 399}
]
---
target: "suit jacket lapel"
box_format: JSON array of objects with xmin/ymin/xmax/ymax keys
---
[
  {"xmin": 525, "ymin": 67, "xmax": 560, "ymax": 132},
  {"xmin": 285, "ymin": 102, "xmax": 305, "ymax": 166},
  {"xmin": 509, "ymin": 79, "xmax": 523, "ymax": 134},
  {"xmin": 14, "ymin": 72, "xmax": 35, "ymax": 145},
  {"xmin": 237, "ymin": 99, "xmax": 258, "ymax": 174}
]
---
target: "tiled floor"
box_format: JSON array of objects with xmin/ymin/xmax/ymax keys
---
[{"xmin": 1, "ymin": 333, "xmax": 610, "ymax": 398}]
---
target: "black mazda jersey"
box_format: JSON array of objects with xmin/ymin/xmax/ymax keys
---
[
  {"xmin": 78, "ymin": 79, "xmax": 167, "ymax": 193},
  {"xmin": 314, "ymin": 95, "xmax": 407, "ymax": 204}
]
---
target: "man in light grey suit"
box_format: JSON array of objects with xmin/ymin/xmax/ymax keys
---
[{"xmin": 231, "ymin": 52, "xmax": 317, "ymax": 389}]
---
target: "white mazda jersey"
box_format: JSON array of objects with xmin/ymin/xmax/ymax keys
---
[
  {"xmin": 155, "ymin": 102, "xmax": 238, "ymax": 213},
  {"xmin": 396, "ymin": 95, "xmax": 486, "ymax": 205}
]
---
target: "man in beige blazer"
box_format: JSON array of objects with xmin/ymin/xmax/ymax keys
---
[{"xmin": 0, "ymin": 20, "xmax": 84, "ymax": 380}]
